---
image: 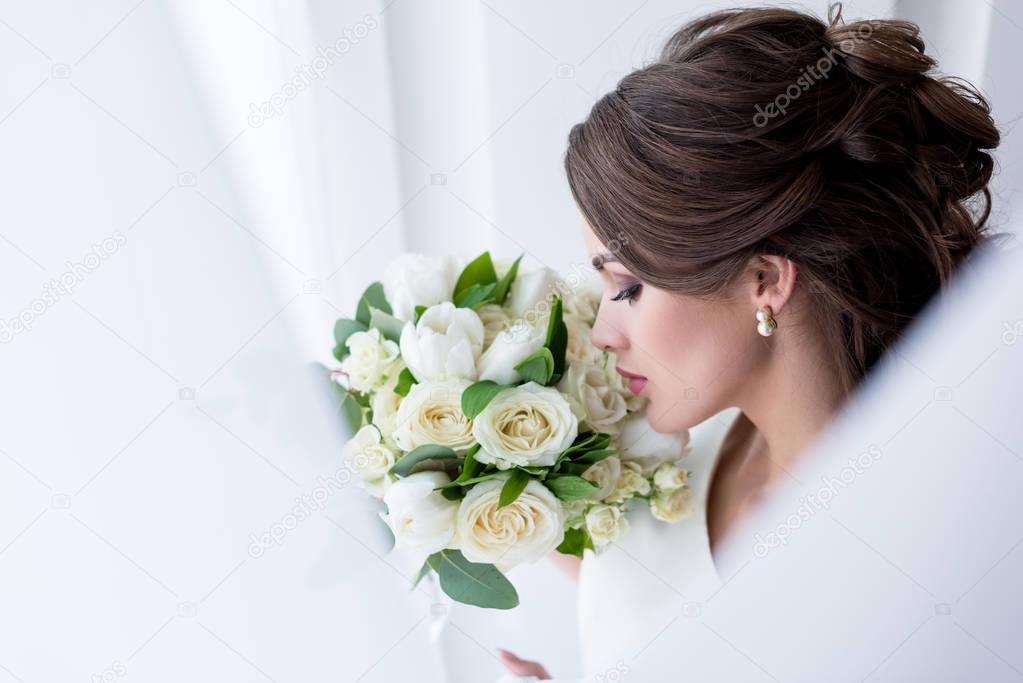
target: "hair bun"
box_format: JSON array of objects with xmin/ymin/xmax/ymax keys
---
[{"xmin": 823, "ymin": 2, "xmax": 934, "ymax": 86}]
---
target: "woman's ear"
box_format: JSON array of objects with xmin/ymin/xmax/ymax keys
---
[{"xmin": 749, "ymin": 254, "xmax": 798, "ymax": 315}]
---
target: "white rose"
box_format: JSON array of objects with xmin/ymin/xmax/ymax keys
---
[
  {"xmin": 617, "ymin": 413, "xmax": 691, "ymax": 476},
  {"xmin": 477, "ymin": 303, "xmax": 514, "ymax": 349},
  {"xmin": 477, "ymin": 320, "xmax": 547, "ymax": 386},
  {"xmin": 653, "ymin": 462, "xmax": 690, "ymax": 491},
  {"xmin": 605, "ymin": 460, "xmax": 651, "ymax": 504},
  {"xmin": 563, "ymin": 287, "xmax": 601, "ymax": 325},
  {"xmin": 473, "ymin": 382, "xmax": 579, "ymax": 470},
  {"xmin": 393, "ymin": 378, "xmax": 475, "ymax": 453},
  {"xmin": 383, "ymin": 253, "xmax": 459, "ymax": 322},
  {"xmin": 455, "ymin": 473, "xmax": 565, "ymax": 571},
  {"xmin": 370, "ymin": 367, "xmax": 405, "ymax": 440},
  {"xmin": 557, "ymin": 361, "xmax": 628, "ymax": 435},
  {"xmin": 507, "ymin": 266, "xmax": 562, "ymax": 320},
  {"xmin": 650, "ymin": 486, "xmax": 695, "ymax": 522},
  {"xmin": 381, "ymin": 471, "xmax": 459, "ymax": 574},
  {"xmin": 340, "ymin": 328, "xmax": 402, "ymax": 393},
  {"xmin": 581, "ymin": 455, "xmax": 621, "ymax": 501},
  {"xmin": 399, "ymin": 302, "xmax": 484, "ymax": 383},
  {"xmin": 564, "ymin": 314, "xmax": 602, "ymax": 365},
  {"xmin": 585, "ymin": 504, "xmax": 628, "ymax": 548},
  {"xmin": 342, "ymin": 424, "xmax": 398, "ymax": 498}
]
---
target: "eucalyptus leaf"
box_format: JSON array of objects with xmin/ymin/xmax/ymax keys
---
[
  {"xmin": 340, "ymin": 391, "xmax": 364, "ymax": 435},
  {"xmin": 355, "ymin": 282, "xmax": 392, "ymax": 327},
  {"xmin": 391, "ymin": 444, "xmax": 457, "ymax": 478},
  {"xmin": 434, "ymin": 549, "xmax": 519, "ymax": 609},
  {"xmin": 368, "ymin": 306, "xmax": 406, "ymax": 343},
  {"xmin": 332, "ymin": 318, "xmax": 368, "ymax": 361}
]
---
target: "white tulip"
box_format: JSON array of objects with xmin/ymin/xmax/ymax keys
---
[
  {"xmin": 473, "ymin": 382, "xmax": 579, "ymax": 470},
  {"xmin": 477, "ymin": 320, "xmax": 547, "ymax": 386},
  {"xmin": 398, "ymin": 302, "xmax": 484, "ymax": 383},
  {"xmin": 383, "ymin": 253, "xmax": 459, "ymax": 322},
  {"xmin": 380, "ymin": 471, "xmax": 459, "ymax": 575},
  {"xmin": 455, "ymin": 473, "xmax": 565, "ymax": 571},
  {"xmin": 393, "ymin": 378, "xmax": 475, "ymax": 454},
  {"xmin": 617, "ymin": 414, "xmax": 691, "ymax": 476},
  {"xmin": 506, "ymin": 266, "xmax": 563, "ymax": 320}
]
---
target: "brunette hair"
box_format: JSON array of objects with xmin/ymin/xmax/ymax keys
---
[{"xmin": 565, "ymin": 3, "xmax": 1006, "ymax": 394}]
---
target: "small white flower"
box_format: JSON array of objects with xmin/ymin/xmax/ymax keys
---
[
  {"xmin": 342, "ymin": 424, "xmax": 399, "ymax": 498},
  {"xmin": 473, "ymin": 382, "xmax": 579, "ymax": 470},
  {"xmin": 653, "ymin": 462, "xmax": 690, "ymax": 491},
  {"xmin": 605, "ymin": 460, "xmax": 651, "ymax": 504},
  {"xmin": 455, "ymin": 473, "xmax": 566, "ymax": 572},
  {"xmin": 477, "ymin": 320, "xmax": 546, "ymax": 386},
  {"xmin": 649, "ymin": 486, "xmax": 695, "ymax": 523},
  {"xmin": 581, "ymin": 456, "xmax": 621, "ymax": 501},
  {"xmin": 586, "ymin": 504, "xmax": 629, "ymax": 548},
  {"xmin": 557, "ymin": 361, "xmax": 627, "ymax": 435},
  {"xmin": 393, "ymin": 378, "xmax": 475, "ymax": 453},
  {"xmin": 370, "ymin": 366, "xmax": 406, "ymax": 441},
  {"xmin": 399, "ymin": 302, "xmax": 484, "ymax": 383},
  {"xmin": 340, "ymin": 328, "xmax": 402, "ymax": 394}
]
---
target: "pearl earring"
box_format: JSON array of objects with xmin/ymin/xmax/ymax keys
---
[{"xmin": 755, "ymin": 305, "xmax": 777, "ymax": 337}]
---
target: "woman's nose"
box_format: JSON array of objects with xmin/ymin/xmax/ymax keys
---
[{"xmin": 590, "ymin": 309, "xmax": 627, "ymax": 353}]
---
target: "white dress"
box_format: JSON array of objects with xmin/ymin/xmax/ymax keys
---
[{"xmin": 496, "ymin": 407, "xmax": 742, "ymax": 683}]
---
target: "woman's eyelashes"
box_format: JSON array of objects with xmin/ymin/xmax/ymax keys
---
[{"xmin": 611, "ymin": 282, "xmax": 642, "ymax": 305}]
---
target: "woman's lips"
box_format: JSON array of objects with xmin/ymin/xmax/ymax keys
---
[{"xmin": 615, "ymin": 367, "xmax": 647, "ymax": 395}]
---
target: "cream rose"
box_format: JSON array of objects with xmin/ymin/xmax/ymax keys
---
[
  {"xmin": 455, "ymin": 474, "xmax": 565, "ymax": 571},
  {"xmin": 477, "ymin": 303, "xmax": 514, "ymax": 349},
  {"xmin": 342, "ymin": 424, "xmax": 398, "ymax": 498},
  {"xmin": 472, "ymin": 382, "xmax": 579, "ymax": 470},
  {"xmin": 563, "ymin": 287, "xmax": 601, "ymax": 325},
  {"xmin": 585, "ymin": 504, "xmax": 629, "ymax": 547},
  {"xmin": 604, "ymin": 460, "xmax": 651, "ymax": 504},
  {"xmin": 557, "ymin": 361, "xmax": 628, "ymax": 435},
  {"xmin": 399, "ymin": 302, "xmax": 484, "ymax": 383},
  {"xmin": 383, "ymin": 253, "xmax": 459, "ymax": 322},
  {"xmin": 581, "ymin": 455, "xmax": 621, "ymax": 501},
  {"xmin": 381, "ymin": 471, "xmax": 459, "ymax": 574},
  {"xmin": 617, "ymin": 414, "xmax": 692, "ymax": 476},
  {"xmin": 564, "ymin": 314, "xmax": 602, "ymax": 365},
  {"xmin": 650, "ymin": 486, "xmax": 695, "ymax": 523},
  {"xmin": 393, "ymin": 378, "xmax": 475, "ymax": 453},
  {"xmin": 340, "ymin": 328, "xmax": 402, "ymax": 393}
]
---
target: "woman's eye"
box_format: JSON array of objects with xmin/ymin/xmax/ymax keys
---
[{"xmin": 611, "ymin": 283, "xmax": 642, "ymax": 305}]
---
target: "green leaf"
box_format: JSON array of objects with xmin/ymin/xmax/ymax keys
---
[
  {"xmin": 413, "ymin": 305, "xmax": 427, "ymax": 324},
  {"xmin": 453, "ymin": 282, "xmax": 497, "ymax": 310},
  {"xmin": 369, "ymin": 306, "xmax": 406, "ymax": 343},
  {"xmin": 391, "ymin": 444, "xmax": 457, "ymax": 478},
  {"xmin": 355, "ymin": 282, "xmax": 392, "ymax": 327},
  {"xmin": 436, "ymin": 468, "xmax": 506, "ymax": 489},
  {"xmin": 545, "ymin": 474, "xmax": 599, "ymax": 501},
  {"xmin": 556, "ymin": 527, "xmax": 595, "ymax": 558},
  {"xmin": 498, "ymin": 469, "xmax": 530, "ymax": 508},
  {"xmin": 557, "ymin": 461, "xmax": 595, "ymax": 476},
  {"xmin": 427, "ymin": 552, "xmax": 442, "ymax": 573},
  {"xmin": 433, "ymin": 549, "xmax": 519, "ymax": 609},
  {"xmin": 441, "ymin": 487, "xmax": 465, "ymax": 501},
  {"xmin": 543, "ymin": 295, "xmax": 568, "ymax": 384},
  {"xmin": 453, "ymin": 252, "xmax": 498, "ymax": 301},
  {"xmin": 332, "ymin": 318, "xmax": 368, "ymax": 361},
  {"xmin": 394, "ymin": 367, "xmax": 417, "ymax": 397},
  {"xmin": 411, "ymin": 560, "xmax": 432, "ymax": 589},
  {"xmin": 493, "ymin": 254, "xmax": 523, "ymax": 305},
  {"xmin": 513, "ymin": 347, "xmax": 554, "ymax": 385},
  {"xmin": 340, "ymin": 391, "xmax": 364, "ymax": 435},
  {"xmin": 573, "ymin": 448, "xmax": 617, "ymax": 465},
  {"xmin": 461, "ymin": 380, "xmax": 510, "ymax": 419}
]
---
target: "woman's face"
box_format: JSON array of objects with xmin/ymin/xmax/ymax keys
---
[{"xmin": 583, "ymin": 221, "xmax": 763, "ymax": 433}]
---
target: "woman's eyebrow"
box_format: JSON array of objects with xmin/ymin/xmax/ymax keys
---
[{"xmin": 591, "ymin": 252, "xmax": 619, "ymax": 271}]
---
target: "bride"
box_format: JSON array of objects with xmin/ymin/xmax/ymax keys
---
[{"xmin": 498, "ymin": 3, "xmax": 1003, "ymax": 680}]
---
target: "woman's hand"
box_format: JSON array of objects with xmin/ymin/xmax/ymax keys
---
[{"xmin": 497, "ymin": 648, "xmax": 551, "ymax": 680}]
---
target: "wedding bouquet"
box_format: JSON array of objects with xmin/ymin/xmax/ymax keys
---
[{"xmin": 331, "ymin": 251, "xmax": 694, "ymax": 609}]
